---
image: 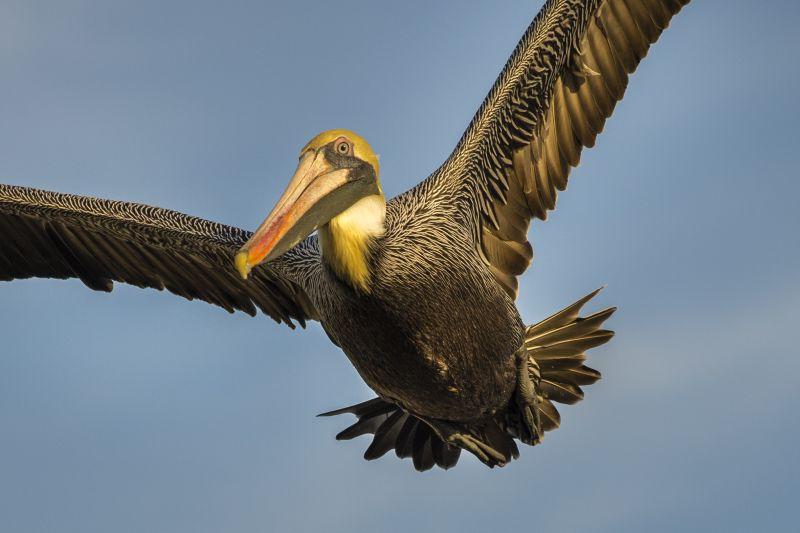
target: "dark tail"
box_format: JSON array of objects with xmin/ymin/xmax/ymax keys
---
[
  {"xmin": 319, "ymin": 288, "xmax": 614, "ymax": 471},
  {"xmin": 318, "ymin": 399, "xmax": 462, "ymax": 471}
]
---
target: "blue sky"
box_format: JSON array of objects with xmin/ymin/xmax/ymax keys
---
[{"xmin": 1, "ymin": 1, "xmax": 798, "ymax": 532}]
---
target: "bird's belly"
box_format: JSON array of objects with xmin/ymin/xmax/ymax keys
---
[
  {"xmin": 344, "ymin": 333, "xmax": 518, "ymax": 422},
  {"xmin": 317, "ymin": 265, "xmax": 523, "ymax": 421}
]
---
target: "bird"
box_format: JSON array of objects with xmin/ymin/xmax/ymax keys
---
[{"xmin": 0, "ymin": 0, "xmax": 690, "ymax": 471}]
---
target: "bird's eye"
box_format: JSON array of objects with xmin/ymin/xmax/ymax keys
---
[{"xmin": 335, "ymin": 139, "xmax": 351, "ymax": 155}]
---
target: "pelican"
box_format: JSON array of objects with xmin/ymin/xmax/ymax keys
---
[{"xmin": 0, "ymin": 0, "xmax": 690, "ymax": 470}]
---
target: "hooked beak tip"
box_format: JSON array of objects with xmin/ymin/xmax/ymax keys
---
[{"xmin": 235, "ymin": 250, "xmax": 252, "ymax": 280}]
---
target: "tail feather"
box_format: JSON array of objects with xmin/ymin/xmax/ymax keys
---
[
  {"xmin": 528, "ymin": 307, "xmax": 616, "ymax": 347},
  {"xmin": 318, "ymin": 398, "xmax": 388, "ymax": 418},
  {"xmin": 412, "ymin": 425, "xmax": 435, "ymax": 471},
  {"xmin": 537, "ymin": 398, "xmax": 561, "ymax": 431},
  {"xmin": 394, "ymin": 416, "xmax": 417, "ymax": 459},
  {"xmin": 546, "ymin": 366, "xmax": 602, "ymax": 386},
  {"xmin": 363, "ymin": 410, "xmax": 405, "ymax": 460},
  {"xmin": 334, "ymin": 413, "xmax": 389, "ymax": 440},
  {"xmin": 320, "ymin": 400, "xmax": 462, "ymax": 471},
  {"xmin": 539, "ymin": 379, "xmax": 585, "ymax": 405},
  {"xmin": 319, "ymin": 398, "xmax": 396, "ymax": 441},
  {"xmin": 527, "ymin": 288, "xmax": 615, "ymax": 432},
  {"xmin": 526, "ymin": 287, "xmax": 605, "ymax": 336},
  {"xmin": 532, "ymin": 330, "xmax": 615, "ymax": 362},
  {"xmin": 431, "ymin": 436, "xmax": 461, "ymax": 469}
]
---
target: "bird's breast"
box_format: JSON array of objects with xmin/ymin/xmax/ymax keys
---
[{"xmin": 311, "ymin": 229, "xmax": 523, "ymax": 421}]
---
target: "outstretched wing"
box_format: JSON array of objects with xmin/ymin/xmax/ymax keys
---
[
  {"xmin": 0, "ymin": 183, "xmax": 317, "ymax": 327},
  {"xmin": 428, "ymin": 0, "xmax": 689, "ymax": 298}
]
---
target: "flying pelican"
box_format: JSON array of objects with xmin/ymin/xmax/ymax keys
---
[{"xmin": 0, "ymin": 0, "xmax": 690, "ymax": 470}]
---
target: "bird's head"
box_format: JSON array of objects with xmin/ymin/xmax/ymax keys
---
[{"xmin": 235, "ymin": 129, "xmax": 384, "ymax": 280}]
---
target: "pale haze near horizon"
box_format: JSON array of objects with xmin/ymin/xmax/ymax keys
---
[{"xmin": 1, "ymin": 2, "xmax": 798, "ymax": 532}]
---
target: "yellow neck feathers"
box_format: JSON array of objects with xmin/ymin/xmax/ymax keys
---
[{"xmin": 319, "ymin": 195, "xmax": 386, "ymax": 292}]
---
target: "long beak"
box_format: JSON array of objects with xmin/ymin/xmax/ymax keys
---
[{"xmin": 234, "ymin": 150, "xmax": 351, "ymax": 279}]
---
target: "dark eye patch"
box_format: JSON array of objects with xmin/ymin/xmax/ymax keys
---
[
  {"xmin": 324, "ymin": 143, "xmax": 361, "ymax": 169},
  {"xmin": 322, "ymin": 143, "xmax": 376, "ymax": 185}
]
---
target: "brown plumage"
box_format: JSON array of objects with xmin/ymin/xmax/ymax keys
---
[{"xmin": 0, "ymin": 0, "xmax": 690, "ymax": 471}]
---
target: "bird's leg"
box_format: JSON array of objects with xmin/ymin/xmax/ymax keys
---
[
  {"xmin": 514, "ymin": 345, "xmax": 543, "ymax": 446},
  {"xmin": 416, "ymin": 417, "xmax": 508, "ymax": 467}
]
